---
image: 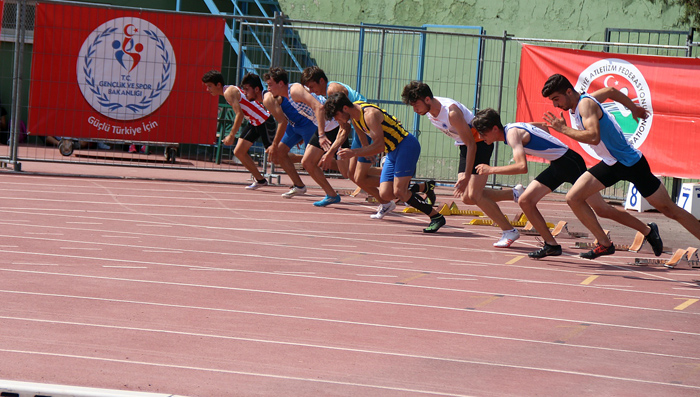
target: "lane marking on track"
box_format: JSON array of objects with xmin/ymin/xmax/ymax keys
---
[
  {"xmin": 437, "ymin": 277, "xmax": 478, "ymax": 281},
  {"xmin": 467, "ymin": 295, "xmax": 503, "ymax": 309},
  {"xmin": 357, "ymin": 274, "xmax": 397, "ymax": 278},
  {"xmin": 103, "ymin": 266, "xmax": 148, "ymax": 269},
  {"xmin": 554, "ymin": 324, "xmax": 590, "ymax": 343},
  {"xmin": 580, "ymin": 275, "xmax": 599, "ymax": 285},
  {"xmin": 66, "ymin": 222, "xmax": 103, "ymax": 225},
  {"xmin": 396, "ymin": 272, "xmax": 429, "ymax": 285},
  {"xmin": 673, "ymin": 298, "xmax": 699, "ymax": 311},
  {"xmin": 142, "ymin": 250, "xmax": 182, "ymax": 253},
  {"xmin": 11, "ymin": 262, "xmax": 59, "ymax": 266},
  {"xmin": 60, "ymin": 247, "xmax": 102, "ymax": 251},
  {"xmin": 506, "ymin": 256, "xmax": 525, "ymax": 265}
]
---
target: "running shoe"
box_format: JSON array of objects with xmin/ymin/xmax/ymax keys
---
[
  {"xmin": 281, "ymin": 185, "xmax": 307, "ymax": 198},
  {"xmin": 493, "ymin": 228, "xmax": 520, "ymax": 248},
  {"xmin": 425, "ymin": 180, "xmax": 437, "ymax": 206},
  {"xmin": 423, "ymin": 214, "xmax": 446, "ymax": 233},
  {"xmin": 645, "ymin": 222, "xmax": 663, "ymax": 257},
  {"xmin": 513, "ymin": 184, "xmax": 524, "ymax": 203},
  {"xmin": 528, "ymin": 242, "xmax": 563, "ymax": 259},
  {"xmin": 370, "ymin": 201, "xmax": 396, "ymax": 219},
  {"xmin": 580, "ymin": 242, "xmax": 615, "ymax": 259},
  {"xmin": 313, "ymin": 195, "xmax": 341, "ymax": 207},
  {"xmin": 246, "ymin": 179, "xmax": 268, "ymax": 190}
]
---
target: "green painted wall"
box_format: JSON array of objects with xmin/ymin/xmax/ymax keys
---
[{"xmin": 278, "ymin": 0, "xmax": 687, "ymax": 40}]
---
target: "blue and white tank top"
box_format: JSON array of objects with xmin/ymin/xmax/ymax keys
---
[
  {"xmin": 287, "ymin": 83, "xmax": 339, "ymax": 132},
  {"xmin": 504, "ymin": 122, "xmax": 568, "ymax": 162},
  {"xmin": 569, "ymin": 94, "xmax": 642, "ymax": 166}
]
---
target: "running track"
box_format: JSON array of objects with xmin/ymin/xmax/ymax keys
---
[{"xmin": 0, "ymin": 172, "xmax": 699, "ymax": 396}]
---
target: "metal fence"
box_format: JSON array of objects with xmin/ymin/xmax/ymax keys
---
[{"xmin": 1, "ymin": 0, "xmax": 698, "ymax": 199}]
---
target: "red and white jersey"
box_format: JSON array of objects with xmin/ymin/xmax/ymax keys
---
[{"xmin": 224, "ymin": 85, "xmax": 269, "ymax": 126}]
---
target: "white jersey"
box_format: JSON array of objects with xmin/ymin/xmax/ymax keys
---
[
  {"xmin": 504, "ymin": 123, "xmax": 568, "ymax": 162},
  {"xmin": 427, "ymin": 97, "xmax": 475, "ymax": 146},
  {"xmin": 288, "ymin": 83, "xmax": 339, "ymax": 132}
]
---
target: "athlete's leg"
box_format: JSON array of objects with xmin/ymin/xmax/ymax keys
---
[
  {"xmin": 645, "ymin": 185, "xmax": 700, "ymax": 240},
  {"xmin": 586, "ymin": 193, "xmax": 651, "ymax": 235},
  {"xmin": 464, "ymin": 173, "xmax": 512, "ymax": 231},
  {"xmin": 518, "ymin": 181, "xmax": 558, "ymax": 245},
  {"xmin": 302, "ymin": 145, "xmax": 338, "ymax": 198},
  {"xmin": 566, "ymin": 172, "xmax": 612, "ymax": 246},
  {"xmin": 276, "ymin": 142, "xmax": 305, "ymax": 187},
  {"xmin": 233, "ymin": 138, "xmax": 264, "ymax": 181}
]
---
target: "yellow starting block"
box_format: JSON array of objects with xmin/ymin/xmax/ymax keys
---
[{"xmin": 464, "ymin": 212, "xmax": 529, "ymax": 227}]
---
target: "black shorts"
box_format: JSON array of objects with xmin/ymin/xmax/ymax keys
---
[
  {"xmin": 458, "ymin": 141, "xmax": 494, "ymax": 174},
  {"xmin": 588, "ymin": 155, "xmax": 661, "ymax": 198},
  {"xmin": 239, "ymin": 116, "xmax": 277, "ymax": 149},
  {"xmin": 308, "ymin": 126, "xmax": 350, "ymax": 150},
  {"xmin": 535, "ymin": 149, "xmax": 587, "ymax": 191}
]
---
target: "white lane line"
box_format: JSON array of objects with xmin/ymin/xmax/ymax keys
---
[
  {"xmin": 357, "ymin": 274, "xmax": 398, "ymax": 278},
  {"xmin": 321, "ymin": 244, "xmax": 355, "ymax": 248},
  {"xmin": 437, "ymin": 277, "xmax": 479, "ymax": 281},
  {"xmin": 66, "ymin": 222, "xmax": 103, "ymax": 225},
  {"xmin": 24, "ymin": 232, "xmax": 63, "ymax": 235},
  {"xmin": 10, "ymin": 262, "xmax": 59, "ymax": 266},
  {"xmin": 101, "ymin": 235, "xmax": 141, "ymax": 239},
  {"xmin": 142, "ymin": 250, "xmax": 182, "ymax": 254},
  {"xmin": 299, "ymin": 257, "xmax": 337, "ymax": 261},
  {"xmin": 60, "ymin": 247, "xmax": 102, "ymax": 251},
  {"xmin": 2, "ymin": 316, "xmax": 700, "ymax": 392},
  {"xmin": 102, "ymin": 266, "xmax": 148, "ymax": 269}
]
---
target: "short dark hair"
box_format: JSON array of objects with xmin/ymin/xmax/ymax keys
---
[
  {"xmin": 324, "ymin": 92, "xmax": 354, "ymax": 120},
  {"xmin": 201, "ymin": 70, "xmax": 224, "ymax": 86},
  {"xmin": 300, "ymin": 66, "xmax": 328, "ymax": 86},
  {"xmin": 240, "ymin": 73, "xmax": 264, "ymax": 91},
  {"xmin": 472, "ymin": 108, "xmax": 503, "ymax": 134},
  {"xmin": 262, "ymin": 67, "xmax": 288, "ymax": 85},
  {"xmin": 541, "ymin": 74, "xmax": 574, "ymax": 97},
  {"xmin": 401, "ymin": 81, "xmax": 433, "ymax": 105}
]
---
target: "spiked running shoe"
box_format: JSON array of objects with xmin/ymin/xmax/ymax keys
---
[
  {"xmin": 281, "ymin": 185, "xmax": 307, "ymax": 198},
  {"xmin": 313, "ymin": 195, "xmax": 341, "ymax": 207},
  {"xmin": 645, "ymin": 222, "xmax": 663, "ymax": 257},
  {"xmin": 493, "ymin": 228, "xmax": 520, "ymax": 248},
  {"xmin": 580, "ymin": 242, "xmax": 615, "ymax": 259},
  {"xmin": 246, "ymin": 179, "xmax": 268, "ymax": 190},
  {"xmin": 528, "ymin": 242, "xmax": 562, "ymax": 259},
  {"xmin": 513, "ymin": 184, "xmax": 524, "ymax": 203},
  {"xmin": 423, "ymin": 214, "xmax": 446, "ymax": 233},
  {"xmin": 425, "ymin": 180, "xmax": 437, "ymax": 206},
  {"xmin": 370, "ymin": 201, "xmax": 396, "ymax": 219}
]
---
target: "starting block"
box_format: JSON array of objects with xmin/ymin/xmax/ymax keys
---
[
  {"xmin": 574, "ymin": 231, "xmax": 645, "ymax": 252},
  {"xmin": 519, "ymin": 220, "xmax": 557, "ymax": 236},
  {"xmin": 448, "ymin": 202, "xmax": 484, "ymax": 216},
  {"xmin": 464, "ymin": 212, "xmax": 529, "ymax": 227},
  {"xmin": 523, "ymin": 220, "xmax": 587, "ymax": 238},
  {"xmin": 632, "ymin": 247, "xmax": 699, "ymax": 268}
]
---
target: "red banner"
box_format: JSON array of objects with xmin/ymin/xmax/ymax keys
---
[
  {"xmin": 29, "ymin": 3, "xmax": 224, "ymax": 144},
  {"xmin": 517, "ymin": 44, "xmax": 700, "ymax": 179},
  {"xmin": 0, "ymin": 1, "xmax": 4, "ymax": 36}
]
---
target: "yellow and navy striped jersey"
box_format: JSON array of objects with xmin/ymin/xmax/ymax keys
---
[{"xmin": 352, "ymin": 101, "xmax": 410, "ymax": 153}]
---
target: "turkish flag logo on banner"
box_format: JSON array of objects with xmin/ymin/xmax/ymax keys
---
[
  {"xmin": 29, "ymin": 3, "xmax": 224, "ymax": 144},
  {"xmin": 517, "ymin": 44, "xmax": 700, "ymax": 178}
]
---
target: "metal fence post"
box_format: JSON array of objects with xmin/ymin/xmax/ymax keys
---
[
  {"xmin": 489, "ymin": 30, "xmax": 508, "ymax": 187},
  {"xmin": 270, "ymin": 11, "xmax": 284, "ymax": 68},
  {"xmin": 9, "ymin": 0, "xmax": 28, "ymax": 172}
]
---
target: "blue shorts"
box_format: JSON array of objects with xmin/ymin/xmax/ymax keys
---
[
  {"xmin": 351, "ymin": 129, "xmax": 374, "ymax": 164},
  {"xmin": 281, "ymin": 122, "xmax": 316, "ymax": 149},
  {"xmin": 380, "ymin": 133, "xmax": 420, "ymax": 183}
]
